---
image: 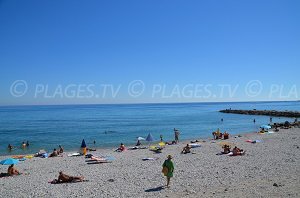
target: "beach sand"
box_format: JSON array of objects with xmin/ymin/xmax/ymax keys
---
[{"xmin": 1, "ymin": 128, "xmax": 300, "ymax": 198}]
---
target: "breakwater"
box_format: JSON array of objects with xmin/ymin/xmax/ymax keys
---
[{"xmin": 219, "ymin": 109, "xmax": 300, "ymax": 117}]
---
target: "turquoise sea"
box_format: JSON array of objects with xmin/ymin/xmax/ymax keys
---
[{"xmin": 0, "ymin": 101, "xmax": 299, "ymax": 156}]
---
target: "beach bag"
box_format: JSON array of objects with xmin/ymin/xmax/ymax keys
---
[{"xmin": 162, "ymin": 166, "xmax": 168, "ymax": 176}]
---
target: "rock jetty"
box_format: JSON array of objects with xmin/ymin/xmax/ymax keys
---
[{"xmin": 219, "ymin": 109, "xmax": 300, "ymax": 117}]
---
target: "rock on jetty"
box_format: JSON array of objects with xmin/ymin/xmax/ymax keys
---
[{"xmin": 219, "ymin": 109, "xmax": 300, "ymax": 117}]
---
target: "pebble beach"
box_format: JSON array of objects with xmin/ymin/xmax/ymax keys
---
[{"xmin": 0, "ymin": 127, "xmax": 299, "ymax": 198}]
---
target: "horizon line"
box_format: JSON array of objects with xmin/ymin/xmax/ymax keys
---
[{"xmin": 0, "ymin": 99, "xmax": 298, "ymax": 108}]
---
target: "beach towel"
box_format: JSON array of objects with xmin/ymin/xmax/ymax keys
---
[
  {"xmin": 142, "ymin": 157, "xmax": 158, "ymax": 161},
  {"xmin": 189, "ymin": 143, "xmax": 201, "ymax": 148},
  {"xmin": 86, "ymin": 156, "xmax": 115, "ymax": 164},
  {"xmin": 67, "ymin": 153, "xmax": 81, "ymax": 157}
]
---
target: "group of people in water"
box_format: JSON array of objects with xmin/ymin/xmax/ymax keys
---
[{"xmin": 7, "ymin": 141, "xmax": 30, "ymax": 151}]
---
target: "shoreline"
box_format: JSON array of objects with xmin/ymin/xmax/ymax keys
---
[
  {"xmin": 1, "ymin": 126, "xmax": 299, "ymax": 197},
  {"xmin": 1, "ymin": 129, "xmax": 260, "ymax": 157}
]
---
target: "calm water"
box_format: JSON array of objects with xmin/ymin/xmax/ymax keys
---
[{"xmin": 0, "ymin": 101, "xmax": 299, "ymax": 156}]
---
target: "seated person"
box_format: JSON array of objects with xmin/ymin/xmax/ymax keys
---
[
  {"xmin": 219, "ymin": 132, "xmax": 223, "ymax": 139},
  {"xmin": 116, "ymin": 143, "xmax": 126, "ymax": 152},
  {"xmin": 232, "ymin": 146, "xmax": 244, "ymax": 156},
  {"xmin": 136, "ymin": 140, "xmax": 141, "ymax": 146},
  {"xmin": 49, "ymin": 148, "xmax": 58, "ymax": 157},
  {"xmin": 223, "ymin": 132, "xmax": 229, "ymax": 139},
  {"xmin": 57, "ymin": 171, "xmax": 84, "ymax": 183},
  {"xmin": 58, "ymin": 145, "xmax": 64, "ymax": 154},
  {"xmin": 181, "ymin": 144, "xmax": 191, "ymax": 154},
  {"xmin": 222, "ymin": 144, "xmax": 231, "ymax": 154},
  {"xmin": 8, "ymin": 164, "xmax": 20, "ymax": 176}
]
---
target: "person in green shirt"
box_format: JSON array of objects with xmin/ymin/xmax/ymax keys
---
[{"xmin": 162, "ymin": 155, "xmax": 174, "ymax": 188}]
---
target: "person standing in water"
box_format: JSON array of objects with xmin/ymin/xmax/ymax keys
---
[
  {"xmin": 162, "ymin": 155, "xmax": 174, "ymax": 188},
  {"xmin": 174, "ymin": 128, "xmax": 180, "ymax": 143},
  {"xmin": 253, "ymin": 119, "xmax": 256, "ymax": 123}
]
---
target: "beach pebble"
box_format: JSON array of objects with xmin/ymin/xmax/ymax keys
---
[{"xmin": 273, "ymin": 183, "xmax": 279, "ymax": 187}]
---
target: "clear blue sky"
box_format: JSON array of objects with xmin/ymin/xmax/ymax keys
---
[{"xmin": 0, "ymin": 0, "xmax": 299, "ymax": 105}]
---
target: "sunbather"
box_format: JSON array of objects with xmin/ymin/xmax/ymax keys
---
[
  {"xmin": 49, "ymin": 148, "xmax": 58, "ymax": 157},
  {"xmin": 116, "ymin": 143, "xmax": 126, "ymax": 152},
  {"xmin": 57, "ymin": 171, "xmax": 84, "ymax": 183},
  {"xmin": 181, "ymin": 144, "xmax": 191, "ymax": 154},
  {"xmin": 58, "ymin": 145, "xmax": 64, "ymax": 154},
  {"xmin": 232, "ymin": 146, "xmax": 244, "ymax": 156},
  {"xmin": 223, "ymin": 132, "xmax": 229, "ymax": 139},
  {"xmin": 222, "ymin": 144, "xmax": 231, "ymax": 154},
  {"xmin": 8, "ymin": 164, "xmax": 20, "ymax": 176}
]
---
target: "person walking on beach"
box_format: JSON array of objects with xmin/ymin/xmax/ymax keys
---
[
  {"xmin": 160, "ymin": 135, "xmax": 163, "ymax": 142},
  {"xmin": 174, "ymin": 128, "xmax": 180, "ymax": 143},
  {"xmin": 162, "ymin": 155, "xmax": 174, "ymax": 188}
]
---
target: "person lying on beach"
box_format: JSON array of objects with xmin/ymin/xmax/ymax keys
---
[
  {"xmin": 49, "ymin": 149, "xmax": 58, "ymax": 157},
  {"xmin": 181, "ymin": 144, "xmax": 191, "ymax": 154},
  {"xmin": 165, "ymin": 141, "xmax": 177, "ymax": 145},
  {"xmin": 259, "ymin": 129, "xmax": 266, "ymax": 133},
  {"xmin": 57, "ymin": 171, "xmax": 84, "ymax": 183},
  {"xmin": 115, "ymin": 143, "xmax": 126, "ymax": 152},
  {"xmin": 8, "ymin": 164, "xmax": 20, "ymax": 176},
  {"xmin": 232, "ymin": 146, "xmax": 245, "ymax": 156}
]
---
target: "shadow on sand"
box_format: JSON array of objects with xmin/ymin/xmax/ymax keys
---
[{"xmin": 145, "ymin": 186, "xmax": 165, "ymax": 192}]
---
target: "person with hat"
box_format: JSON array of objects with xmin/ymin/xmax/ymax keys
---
[{"xmin": 162, "ymin": 155, "xmax": 174, "ymax": 188}]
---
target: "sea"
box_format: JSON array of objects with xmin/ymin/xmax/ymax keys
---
[{"xmin": 0, "ymin": 101, "xmax": 299, "ymax": 156}]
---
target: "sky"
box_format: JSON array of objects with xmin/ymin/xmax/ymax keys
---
[{"xmin": 0, "ymin": 0, "xmax": 299, "ymax": 105}]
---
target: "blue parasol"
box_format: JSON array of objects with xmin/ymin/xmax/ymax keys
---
[
  {"xmin": 260, "ymin": 125, "xmax": 271, "ymax": 129},
  {"xmin": 146, "ymin": 133, "xmax": 154, "ymax": 142},
  {"xmin": 0, "ymin": 158, "xmax": 19, "ymax": 165}
]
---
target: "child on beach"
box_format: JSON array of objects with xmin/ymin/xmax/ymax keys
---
[{"xmin": 162, "ymin": 155, "xmax": 174, "ymax": 188}]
